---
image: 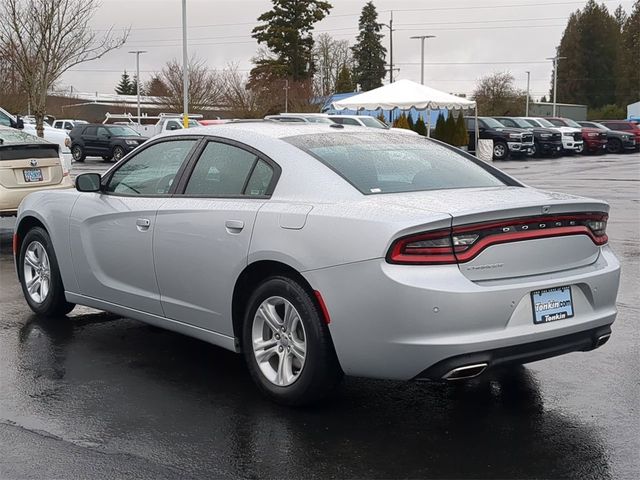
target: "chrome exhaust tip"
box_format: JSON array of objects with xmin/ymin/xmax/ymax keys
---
[
  {"xmin": 595, "ymin": 333, "xmax": 611, "ymax": 349},
  {"xmin": 442, "ymin": 363, "xmax": 488, "ymax": 381}
]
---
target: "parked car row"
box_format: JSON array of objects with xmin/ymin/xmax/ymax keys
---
[{"xmin": 465, "ymin": 116, "xmax": 638, "ymax": 160}]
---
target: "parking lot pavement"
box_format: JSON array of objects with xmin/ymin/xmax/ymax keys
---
[{"xmin": 0, "ymin": 152, "xmax": 638, "ymax": 479}]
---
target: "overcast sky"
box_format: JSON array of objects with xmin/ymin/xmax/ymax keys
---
[{"xmin": 60, "ymin": 0, "xmax": 633, "ymax": 99}]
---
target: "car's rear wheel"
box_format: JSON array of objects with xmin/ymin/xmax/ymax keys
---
[
  {"xmin": 607, "ymin": 139, "xmax": 622, "ymax": 154},
  {"xmin": 242, "ymin": 276, "xmax": 342, "ymax": 405},
  {"xmin": 19, "ymin": 227, "xmax": 75, "ymax": 316},
  {"xmin": 112, "ymin": 146, "xmax": 126, "ymax": 162},
  {"xmin": 493, "ymin": 141, "xmax": 508, "ymax": 160},
  {"xmin": 71, "ymin": 145, "xmax": 85, "ymax": 162}
]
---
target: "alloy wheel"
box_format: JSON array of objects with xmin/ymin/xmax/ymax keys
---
[
  {"xmin": 22, "ymin": 241, "xmax": 51, "ymax": 304},
  {"xmin": 494, "ymin": 143, "xmax": 507, "ymax": 159},
  {"xmin": 252, "ymin": 296, "xmax": 307, "ymax": 387}
]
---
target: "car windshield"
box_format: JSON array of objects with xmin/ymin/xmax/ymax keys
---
[
  {"xmin": 501, "ymin": 118, "xmax": 531, "ymax": 128},
  {"xmin": 359, "ymin": 117, "xmax": 388, "ymax": 129},
  {"xmin": 107, "ymin": 126, "xmax": 140, "ymax": 136},
  {"xmin": 562, "ymin": 118, "xmax": 582, "ymax": 128},
  {"xmin": 285, "ymin": 132, "xmax": 507, "ymax": 195},
  {"xmin": 481, "ymin": 118, "xmax": 506, "ymax": 128},
  {"xmin": 590, "ymin": 122, "xmax": 609, "ymax": 130},
  {"xmin": 304, "ymin": 117, "xmax": 333, "ymax": 124},
  {"xmin": 535, "ymin": 118, "xmax": 555, "ymax": 128}
]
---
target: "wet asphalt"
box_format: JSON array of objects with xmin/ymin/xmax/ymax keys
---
[{"xmin": 0, "ymin": 152, "xmax": 638, "ymax": 479}]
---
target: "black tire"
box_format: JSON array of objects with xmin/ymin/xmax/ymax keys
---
[
  {"xmin": 18, "ymin": 227, "xmax": 75, "ymax": 317},
  {"xmin": 492, "ymin": 141, "xmax": 508, "ymax": 160},
  {"xmin": 531, "ymin": 142, "xmax": 540, "ymax": 158},
  {"xmin": 112, "ymin": 146, "xmax": 126, "ymax": 162},
  {"xmin": 242, "ymin": 276, "xmax": 342, "ymax": 406},
  {"xmin": 607, "ymin": 139, "xmax": 622, "ymax": 154},
  {"xmin": 71, "ymin": 145, "xmax": 85, "ymax": 163}
]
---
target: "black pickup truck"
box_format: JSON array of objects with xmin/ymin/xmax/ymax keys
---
[
  {"xmin": 494, "ymin": 117, "xmax": 563, "ymax": 157},
  {"xmin": 464, "ymin": 116, "xmax": 534, "ymax": 160}
]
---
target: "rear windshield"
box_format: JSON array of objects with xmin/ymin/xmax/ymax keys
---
[
  {"xmin": 0, "ymin": 129, "xmax": 48, "ymax": 145},
  {"xmin": 285, "ymin": 132, "xmax": 507, "ymax": 194},
  {"xmin": 0, "ymin": 144, "xmax": 59, "ymax": 160}
]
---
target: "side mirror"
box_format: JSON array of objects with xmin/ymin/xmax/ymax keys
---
[
  {"xmin": 14, "ymin": 116, "xmax": 24, "ymax": 129},
  {"xmin": 76, "ymin": 173, "xmax": 102, "ymax": 192}
]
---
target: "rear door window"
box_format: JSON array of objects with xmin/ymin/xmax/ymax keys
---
[{"xmin": 184, "ymin": 141, "xmax": 274, "ymax": 196}]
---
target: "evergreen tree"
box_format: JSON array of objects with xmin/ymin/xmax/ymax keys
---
[
  {"xmin": 115, "ymin": 70, "xmax": 133, "ymax": 95},
  {"xmin": 334, "ymin": 64, "xmax": 354, "ymax": 93},
  {"xmin": 540, "ymin": 95, "xmax": 548, "ymax": 103},
  {"xmin": 351, "ymin": 2, "xmax": 387, "ymax": 91},
  {"xmin": 251, "ymin": 0, "xmax": 332, "ymax": 82},
  {"xmin": 444, "ymin": 112, "xmax": 457, "ymax": 145},
  {"xmin": 455, "ymin": 111, "xmax": 469, "ymax": 147},
  {"xmin": 556, "ymin": 0, "xmax": 621, "ymax": 108},
  {"xmin": 433, "ymin": 112, "xmax": 446, "ymax": 141},
  {"xmin": 414, "ymin": 116, "xmax": 427, "ymax": 136},
  {"xmin": 617, "ymin": 1, "xmax": 640, "ymax": 106},
  {"xmin": 407, "ymin": 112, "xmax": 415, "ymax": 131},
  {"xmin": 392, "ymin": 113, "xmax": 410, "ymax": 129},
  {"xmin": 614, "ymin": 4, "xmax": 628, "ymax": 29}
]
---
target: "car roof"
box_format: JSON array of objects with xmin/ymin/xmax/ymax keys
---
[{"xmin": 174, "ymin": 122, "xmax": 374, "ymax": 140}]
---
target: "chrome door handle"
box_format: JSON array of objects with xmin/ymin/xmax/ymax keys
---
[
  {"xmin": 136, "ymin": 218, "xmax": 151, "ymax": 230},
  {"xmin": 225, "ymin": 220, "xmax": 244, "ymax": 233}
]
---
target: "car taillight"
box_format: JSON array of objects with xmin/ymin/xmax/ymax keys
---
[{"xmin": 387, "ymin": 213, "xmax": 608, "ymax": 265}]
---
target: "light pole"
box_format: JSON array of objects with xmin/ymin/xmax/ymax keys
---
[
  {"xmin": 410, "ymin": 35, "xmax": 435, "ymax": 85},
  {"xmin": 128, "ymin": 50, "xmax": 147, "ymax": 125},
  {"xmin": 182, "ymin": 0, "xmax": 189, "ymax": 128},
  {"xmin": 547, "ymin": 55, "xmax": 566, "ymax": 116},
  {"xmin": 525, "ymin": 70, "xmax": 530, "ymax": 116}
]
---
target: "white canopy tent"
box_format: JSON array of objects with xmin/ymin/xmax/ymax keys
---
[{"xmin": 332, "ymin": 79, "xmax": 479, "ymax": 150}]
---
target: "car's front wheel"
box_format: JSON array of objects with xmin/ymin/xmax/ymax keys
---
[
  {"xmin": 112, "ymin": 146, "xmax": 126, "ymax": 162},
  {"xmin": 242, "ymin": 276, "xmax": 342, "ymax": 405},
  {"xmin": 71, "ymin": 145, "xmax": 85, "ymax": 162},
  {"xmin": 19, "ymin": 227, "xmax": 75, "ymax": 316},
  {"xmin": 607, "ymin": 139, "xmax": 622, "ymax": 154},
  {"xmin": 493, "ymin": 141, "xmax": 508, "ymax": 160}
]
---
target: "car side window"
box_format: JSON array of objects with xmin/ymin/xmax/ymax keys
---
[
  {"xmin": 613, "ymin": 123, "xmax": 630, "ymax": 130},
  {"xmin": 0, "ymin": 112, "xmax": 12, "ymax": 127},
  {"xmin": 465, "ymin": 118, "xmax": 475, "ymax": 130},
  {"xmin": 184, "ymin": 141, "xmax": 271, "ymax": 196},
  {"xmin": 97, "ymin": 127, "xmax": 109, "ymax": 137},
  {"xmin": 341, "ymin": 118, "xmax": 361, "ymax": 126},
  {"xmin": 105, "ymin": 139, "xmax": 197, "ymax": 195},
  {"xmin": 85, "ymin": 126, "xmax": 97, "ymax": 136},
  {"xmin": 499, "ymin": 119, "xmax": 514, "ymax": 127}
]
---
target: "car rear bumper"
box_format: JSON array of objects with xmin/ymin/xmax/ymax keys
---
[
  {"xmin": 0, "ymin": 177, "xmax": 74, "ymax": 216},
  {"xmin": 304, "ymin": 245, "xmax": 620, "ymax": 380}
]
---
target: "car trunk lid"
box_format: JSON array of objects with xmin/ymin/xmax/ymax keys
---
[
  {"xmin": 0, "ymin": 144, "xmax": 64, "ymax": 188},
  {"xmin": 379, "ymin": 186, "xmax": 608, "ymax": 281}
]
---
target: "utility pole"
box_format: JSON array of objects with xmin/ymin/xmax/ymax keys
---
[
  {"xmin": 410, "ymin": 35, "xmax": 436, "ymax": 85},
  {"xmin": 525, "ymin": 70, "xmax": 530, "ymax": 116},
  {"xmin": 380, "ymin": 12, "xmax": 395, "ymax": 83},
  {"xmin": 129, "ymin": 50, "xmax": 147, "ymax": 125},
  {"xmin": 182, "ymin": 0, "xmax": 189, "ymax": 128},
  {"xmin": 547, "ymin": 54, "xmax": 566, "ymax": 117},
  {"xmin": 284, "ymin": 79, "xmax": 289, "ymax": 113}
]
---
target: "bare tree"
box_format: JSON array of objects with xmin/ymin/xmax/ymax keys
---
[
  {"xmin": 220, "ymin": 64, "xmax": 265, "ymax": 118},
  {"xmin": 0, "ymin": 0, "xmax": 128, "ymax": 136},
  {"xmin": 472, "ymin": 72, "xmax": 527, "ymax": 116},
  {"xmin": 156, "ymin": 58, "xmax": 224, "ymax": 113},
  {"xmin": 313, "ymin": 33, "xmax": 352, "ymax": 97}
]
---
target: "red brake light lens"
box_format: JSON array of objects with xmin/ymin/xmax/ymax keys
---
[{"xmin": 387, "ymin": 213, "xmax": 608, "ymax": 265}]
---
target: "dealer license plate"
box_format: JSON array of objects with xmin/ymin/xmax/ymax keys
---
[
  {"xmin": 531, "ymin": 286, "xmax": 574, "ymax": 324},
  {"xmin": 23, "ymin": 168, "xmax": 43, "ymax": 182}
]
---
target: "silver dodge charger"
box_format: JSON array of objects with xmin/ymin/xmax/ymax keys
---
[{"xmin": 14, "ymin": 123, "xmax": 620, "ymax": 405}]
